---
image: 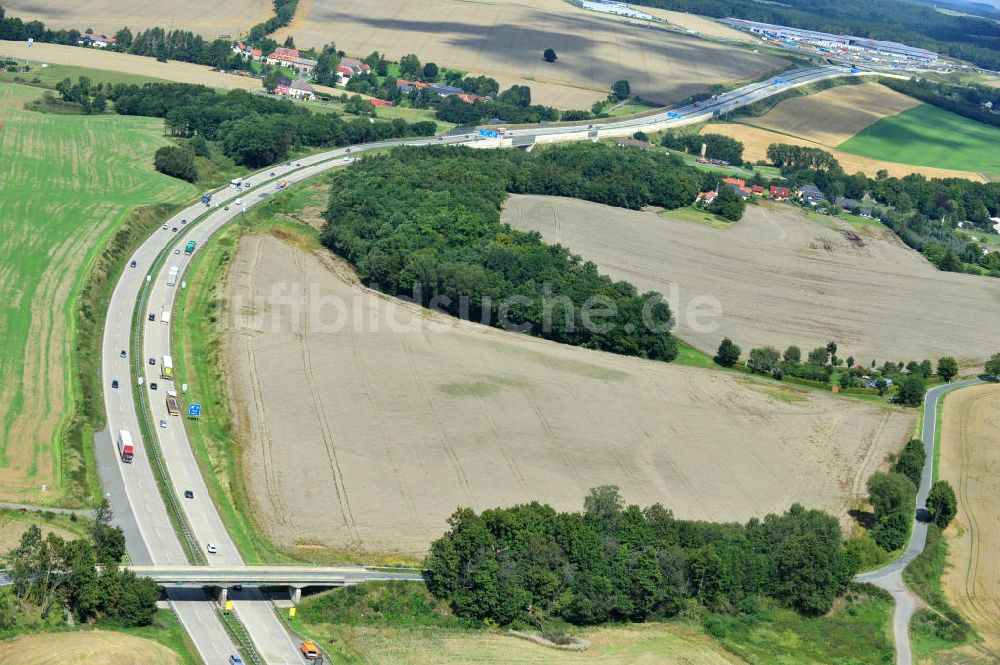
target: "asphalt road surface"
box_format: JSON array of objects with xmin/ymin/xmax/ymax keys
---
[
  {"xmin": 855, "ymin": 378, "xmax": 984, "ymax": 665},
  {"xmin": 96, "ymin": 64, "xmax": 871, "ymax": 663}
]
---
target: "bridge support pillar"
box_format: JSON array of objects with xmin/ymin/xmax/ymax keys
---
[
  {"xmin": 217, "ymin": 586, "xmax": 228, "ymax": 606},
  {"xmin": 290, "ymin": 586, "xmax": 302, "ymax": 605}
]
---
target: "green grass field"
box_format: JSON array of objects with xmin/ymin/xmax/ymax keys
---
[
  {"xmin": 838, "ymin": 104, "xmax": 1000, "ymax": 176},
  {"xmin": 0, "ymin": 63, "xmax": 168, "ymax": 89},
  {"xmin": 0, "ymin": 82, "xmax": 194, "ymax": 505}
]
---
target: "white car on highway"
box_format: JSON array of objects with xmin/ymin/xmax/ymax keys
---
[{"xmin": 206, "ymin": 543, "xmax": 218, "ymax": 554}]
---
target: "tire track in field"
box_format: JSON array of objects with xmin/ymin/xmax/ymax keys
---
[
  {"xmin": 291, "ymin": 247, "xmax": 360, "ymax": 543},
  {"xmin": 400, "ymin": 338, "xmax": 474, "ymax": 499},
  {"xmin": 241, "ymin": 239, "xmax": 290, "ymax": 528}
]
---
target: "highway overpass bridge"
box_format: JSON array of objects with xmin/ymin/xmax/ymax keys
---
[{"xmin": 129, "ymin": 565, "xmax": 424, "ymax": 604}]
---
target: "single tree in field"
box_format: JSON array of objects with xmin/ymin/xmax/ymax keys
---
[
  {"xmin": 985, "ymin": 352, "xmax": 1000, "ymax": 377},
  {"xmin": 891, "ymin": 439, "xmax": 926, "ymax": 487},
  {"xmin": 927, "ymin": 480, "xmax": 957, "ymax": 529},
  {"xmin": 543, "ymin": 48, "xmax": 557, "ymax": 63},
  {"xmin": 784, "ymin": 345, "xmax": 801, "ymax": 364},
  {"xmin": 937, "ymin": 356, "xmax": 958, "ymax": 382},
  {"xmin": 422, "ymin": 62, "xmax": 439, "ymax": 81},
  {"xmin": 714, "ymin": 338, "xmax": 741, "ymax": 367},
  {"xmin": 612, "ymin": 79, "xmax": 631, "ymax": 100},
  {"xmin": 748, "ymin": 346, "xmax": 781, "ymax": 375}
]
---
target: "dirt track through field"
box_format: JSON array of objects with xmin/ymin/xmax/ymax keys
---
[
  {"xmin": 703, "ymin": 123, "xmax": 985, "ymax": 181},
  {"xmin": 504, "ymin": 195, "xmax": 1000, "ymax": 367},
  {"xmin": 0, "ymin": 630, "xmax": 180, "ymax": 665},
  {"xmin": 223, "ymin": 234, "xmax": 912, "ymax": 554},
  {"xmin": 273, "ymin": 0, "xmax": 782, "ymax": 107},
  {"xmin": 940, "ymin": 384, "xmax": 1000, "ymax": 655},
  {"xmin": 2, "ymin": 0, "xmax": 270, "ymax": 39}
]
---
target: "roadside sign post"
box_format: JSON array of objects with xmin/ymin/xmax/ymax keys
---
[
  {"xmin": 188, "ymin": 403, "xmax": 202, "ymax": 418},
  {"xmin": 478, "ymin": 129, "xmax": 499, "ymax": 139}
]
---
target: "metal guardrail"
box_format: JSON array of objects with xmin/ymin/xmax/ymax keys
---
[
  {"xmin": 132, "ymin": 241, "xmax": 206, "ymax": 566},
  {"xmin": 215, "ymin": 602, "xmax": 265, "ymax": 665}
]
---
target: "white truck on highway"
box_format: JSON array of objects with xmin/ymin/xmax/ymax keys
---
[
  {"xmin": 230, "ymin": 177, "xmax": 242, "ymax": 188},
  {"xmin": 161, "ymin": 355, "xmax": 174, "ymax": 379},
  {"xmin": 167, "ymin": 266, "xmax": 179, "ymax": 286}
]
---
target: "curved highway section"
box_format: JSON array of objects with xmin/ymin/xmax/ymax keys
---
[{"xmin": 97, "ymin": 64, "xmax": 889, "ymax": 663}]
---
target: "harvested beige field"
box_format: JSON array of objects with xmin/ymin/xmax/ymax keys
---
[
  {"xmin": 940, "ymin": 384, "xmax": 1000, "ymax": 654},
  {"xmin": 503, "ymin": 195, "xmax": 1000, "ymax": 366},
  {"xmin": 702, "ymin": 123, "xmax": 986, "ymax": 181},
  {"xmin": 644, "ymin": 9, "xmax": 757, "ymax": 42},
  {"xmin": 0, "ymin": 41, "xmax": 263, "ymax": 91},
  {"xmin": 223, "ymin": 234, "xmax": 912, "ymax": 555},
  {"xmin": 2, "ymin": 0, "xmax": 269, "ymax": 38},
  {"xmin": 739, "ymin": 82, "xmax": 921, "ymax": 147},
  {"xmin": 0, "ymin": 630, "xmax": 180, "ymax": 665},
  {"xmin": 0, "ymin": 517, "xmax": 77, "ymax": 552},
  {"xmin": 274, "ymin": 0, "xmax": 783, "ymax": 107}
]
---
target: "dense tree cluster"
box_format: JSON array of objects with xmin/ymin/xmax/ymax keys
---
[
  {"xmin": 986, "ymin": 353, "xmax": 1000, "ymax": 377},
  {"xmin": 661, "ymin": 131, "xmax": 745, "ymax": 165},
  {"xmin": 766, "ymin": 144, "xmax": 1000, "ymax": 277},
  {"xmin": 0, "ymin": 501, "xmax": 158, "ymax": 630},
  {"xmin": 425, "ymin": 487, "xmax": 859, "ymax": 626},
  {"xmin": 891, "ymin": 439, "xmax": 926, "ymax": 487},
  {"xmin": 867, "ymin": 472, "xmax": 916, "ymax": 551},
  {"xmin": 248, "ymin": 0, "xmax": 298, "ymax": 43},
  {"xmin": 321, "ymin": 144, "xmax": 714, "ymax": 359},
  {"xmin": 87, "ymin": 81, "xmax": 434, "ymax": 167},
  {"xmin": 153, "ymin": 145, "xmax": 197, "ymax": 182},
  {"xmin": 623, "ymin": 0, "xmax": 1000, "ymax": 70}
]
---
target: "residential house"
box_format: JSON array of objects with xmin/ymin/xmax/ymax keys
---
[
  {"xmin": 81, "ymin": 34, "xmax": 115, "ymax": 48},
  {"xmin": 273, "ymin": 76, "xmax": 294, "ymax": 96},
  {"xmin": 858, "ymin": 207, "xmax": 874, "ymax": 218},
  {"xmin": 370, "ymin": 98, "xmax": 394, "ymax": 107},
  {"xmin": 251, "ymin": 48, "xmax": 263, "ymax": 60},
  {"xmin": 337, "ymin": 57, "xmax": 371, "ymax": 84},
  {"xmin": 798, "ymin": 184, "xmax": 825, "ymax": 205},
  {"xmin": 287, "ymin": 80, "xmax": 316, "ymax": 100},
  {"xmin": 696, "ymin": 191, "xmax": 718, "ymax": 205},
  {"xmin": 266, "ymin": 47, "xmax": 300, "ymax": 67},
  {"xmin": 751, "ymin": 185, "xmax": 765, "ymax": 196},
  {"xmin": 292, "ymin": 57, "xmax": 318, "ymax": 74},
  {"xmin": 723, "ymin": 177, "xmax": 751, "ymax": 199},
  {"xmin": 455, "ymin": 92, "xmax": 486, "ymax": 104},
  {"xmin": 834, "ymin": 196, "xmax": 861, "ymax": 212},
  {"xmin": 396, "ymin": 79, "xmax": 425, "ymax": 93},
  {"xmin": 428, "ymin": 84, "xmax": 464, "ymax": 97},
  {"xmin": 769, "ymin": 185, "xmax": 791, "ymax": 200},
  {"xmin": 617, "ymin": 138, "xmax": 650, "ymax": 150}
]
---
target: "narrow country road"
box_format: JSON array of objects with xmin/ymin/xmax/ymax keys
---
[{"xmin": 855, "ymin": 378, "xmax": 984, "ymax": 665}]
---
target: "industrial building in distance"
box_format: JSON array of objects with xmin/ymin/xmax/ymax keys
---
[{"xmin": 718, "ymin": 18, "xmax": 939, "ymax": 64}]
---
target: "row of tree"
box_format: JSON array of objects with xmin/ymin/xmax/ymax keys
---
[
  {"xmin": 59, "ymin": 80, "xmax": 436, "ymax": 167},
  {"xmin": 425, "ymin": 486, "xmax": 860, "ymax": 626}
]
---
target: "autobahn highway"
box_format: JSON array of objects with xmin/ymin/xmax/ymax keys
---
[{"xmin": 98, "ymin": 64, "xmax": 874, "ymax": 663}]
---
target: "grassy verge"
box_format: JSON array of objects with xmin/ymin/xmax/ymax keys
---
[
  {"xmin": 72, "ymin": 203, "xmax": 185, "ymax": 507},
  {"xmin": 0, "ymin": 63, "xmax": 168, "ymax": 89},
  {"xmin": 932, "ymin": 391, "xmax": 945, "ymax": 482},
  {"xmin": 292, "ymin": 582, "xmax": 897, "ymax": 665},
  {"xmin": 903, "ymin": 525, "xmax": 976, "ymax": 657},
  {"xmin": 706, "ymin": 587, "xmax": 895, "ymax": 664},
  {"xmin": 122, "ymin": 609, "xmax": 203, "ymax": 665}
]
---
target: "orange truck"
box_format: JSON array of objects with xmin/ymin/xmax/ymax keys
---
[{"xmin": 300, "ymin": 640, "xmax": 319, "ymax": 660}]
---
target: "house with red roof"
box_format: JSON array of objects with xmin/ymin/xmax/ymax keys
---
[
  {"xmin": 769, "ymin": 185, "xmax": 791, "ymax": 200},
  {"xmin": 696, "ymin": 191, "xmax": 718, "ymax": 205},
  {"xmin": 337, "ymin": 57, "xmax": 371, "ymax": 84},
  {"xmin": 266, "ymin": 47, "xmax": 301, "ymax": 66}
]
